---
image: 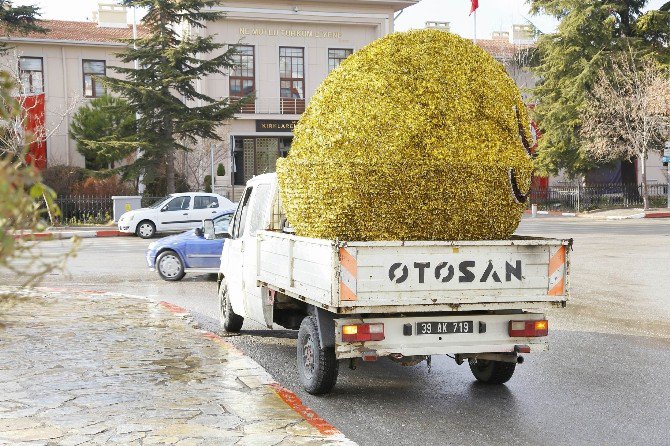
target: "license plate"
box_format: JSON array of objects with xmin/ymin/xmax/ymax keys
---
[{"xmin": 416, "ymin": 321, "xmax": 474, "ymax": 335}]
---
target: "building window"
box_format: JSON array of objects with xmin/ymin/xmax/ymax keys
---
[
  {"xmin": 233, "ymin": 136, "xmax": 292, "ymax": 185},
  {"xmin": 279, "ymin": 47, "xmax": 305, "ymax": 114},
  {"xmin": 83, "ymin": 60, "xmax": 106, "ymax": 98},
  {"xmin": 328, "ymin": 48, "xmax": 353, "ymax": 72},
  {"xmin": 19, "ymin": 57, "xmax": 44, "ymax": 95},
  {"xmin": 230, "ymin": 45, "xmax": 255, "ymax": 113}
]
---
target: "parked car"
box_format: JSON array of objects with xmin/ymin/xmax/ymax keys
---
[
  {"xmin": 118, "ymin": 192, "xmax": 234, "ymax": 239},
  {"xmin": 146, "ymin": 210, "xmax": 234, "ymax": 281}
]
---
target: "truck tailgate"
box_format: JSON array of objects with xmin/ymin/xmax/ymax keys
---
[{"xmin": 257, "ymin": 232, "xmax": 570, "ymax": 313}]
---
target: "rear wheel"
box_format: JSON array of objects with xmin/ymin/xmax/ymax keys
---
[
  {"xmin": 297, "ymin": 316, "xmax": 339, "ymax": 395},
  {"xmin": 218, "ymin": 280, "xmax": 243, "ymax": 333},
  {"xmin": 468, "ymin": 358, "xmax": 516, "ymax": 384},
  {"xmin": 136, "ymin": 220, "xmax": 156, "ymax": 239},
  {"xmin": 156, "ymin": 250, "xmax": 185, "ymax": 281}
]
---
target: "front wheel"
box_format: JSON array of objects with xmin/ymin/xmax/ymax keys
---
[
  {"xmin": 156, "ymin": 250, "xmax": 185, "ymax": 281},
  {"xmin": 297, "ymin": 316, "xmax": 339, "ymax": 395},
  {"xmin": 218, "ymin": 280, "xmax": 243, "ymax": 333},
  {"xmin": 468, "ymin": 358, "xmax": 516, "ymax": 384},
  {"xmin": 136, "ymin": 220, "xmax": 156, "ymax": 239}
]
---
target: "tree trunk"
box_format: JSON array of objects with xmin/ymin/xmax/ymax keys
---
[
  {"xmin": 166, "ymin": 147, "xmax": 175, "ymax": 194},
  {"xmin": 640, "ymin": 150, "xmax": 649, "ymax": 210}
]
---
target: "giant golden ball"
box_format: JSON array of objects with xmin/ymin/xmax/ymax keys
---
[{"xmin": 276, "ymin": 29, "xmax": 534, "ymax": 241}]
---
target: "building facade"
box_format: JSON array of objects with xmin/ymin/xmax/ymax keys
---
[
  {"xmin": 199, "ymin": 0, "xmax": 416, "ymax": 198},
  {"xmin": 4, "ymin": 2, "xmax": 663, "ymax": 194},
  {"xmin": 0, "ymin": 3, "xmax": 139, "ymax": 168}
]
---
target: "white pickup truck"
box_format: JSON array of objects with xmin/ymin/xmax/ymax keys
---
[{"xmin": 208, "ymin": 173, "xmax": 571, "ymax": 395}]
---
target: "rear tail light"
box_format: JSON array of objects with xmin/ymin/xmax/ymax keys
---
[
  {"xmin": 508, "ymin": 320, "xmax": 548, "ymax": 337},
  {"xmin": 342, "ymin": 323, "xmax": 385, "ymax": 342}
]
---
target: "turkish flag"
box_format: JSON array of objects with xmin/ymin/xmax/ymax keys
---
[{"xmin": 470, "ymin": 0, "xmax": 479, "ymax": 15}]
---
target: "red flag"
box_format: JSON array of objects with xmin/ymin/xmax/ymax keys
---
[
  {"xmin": 20, "ymin": 93, "xmax": 47, "ymax": 170},
  {"xmin": 470, "ymin": 0, "xmax": 479, "ymax": 15}
]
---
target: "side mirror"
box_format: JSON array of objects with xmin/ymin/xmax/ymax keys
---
[
  {"xmin": 194, "ymin": 227, "xmax": 204, "ymax": 237},
  {"xmin": 161, "ymin": 205, "xmax": 168, "ymax": 212},
  {"xmin": 203, "ymin": 219, "xmax": 215, "ymax": 240}
]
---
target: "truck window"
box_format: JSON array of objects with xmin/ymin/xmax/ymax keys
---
[
  {"xmin": 247, "ymin": 183, "xmax": 272, "ymax": 236},
  {"xmin": 232, "ymin": 187, "xmax": 252, "ymax": 238}
]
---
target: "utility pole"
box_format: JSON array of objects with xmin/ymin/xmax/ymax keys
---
[{"xmin": 211, "ymin": 144, "xmax": 215, "ymax": 193}]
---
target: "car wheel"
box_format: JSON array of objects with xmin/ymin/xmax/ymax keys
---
[
  {"xmin": 156, "ymin": 250, "xmax": 185, "ymax": 281},
  {"xmin": 136, "ymin": 220, "xmax": 156, "ymax": 239},
  {"xmin": 468, "ymin": 358, "xmax": 516, "ymax": 384},
  {"xmin": 218, "ymin": 279, "xmax": 243, "ymax": 332},
  {"xmin": 297, "ymin": 316, "xmax": 339, "ymax": 395}
]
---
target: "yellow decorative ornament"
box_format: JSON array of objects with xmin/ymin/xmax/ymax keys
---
[{"xmin": 276, "ymin": 29, "xmax": 534, "ymax": 241}]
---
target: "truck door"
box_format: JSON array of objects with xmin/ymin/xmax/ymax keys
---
[
  {"xmin": 242, "ymin": 182, "xmax": 274, "ymax": 327},
  {"xmin": 224, "ymin": 187, "xmax": 253, "ymax": 318}
]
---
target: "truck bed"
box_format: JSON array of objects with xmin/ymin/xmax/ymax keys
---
[{"xmin": 256, "ymin": 231, "xmax": 571, "ymax": 314}]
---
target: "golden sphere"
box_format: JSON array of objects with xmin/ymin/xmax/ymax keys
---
[{"xmin": 277, "ymin": 29, "xmax": 533, "ymax": 241}]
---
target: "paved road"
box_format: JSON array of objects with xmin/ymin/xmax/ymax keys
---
[{"xmin": 3, "ymin": 218, "xmax": 670, "ymax": 445}]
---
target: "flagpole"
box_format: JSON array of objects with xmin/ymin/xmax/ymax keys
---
[{"xmin": 473, "ymin": 10, "xmax": 477, "ymax": 44}]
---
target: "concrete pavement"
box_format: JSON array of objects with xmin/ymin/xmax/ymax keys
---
[{"xmin": 0, "ymin": 287, "xmax": 354, "ymax": 446}]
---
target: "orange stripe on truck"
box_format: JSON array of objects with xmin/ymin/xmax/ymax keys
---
[
  {"xmin": 340, "ymin": 281, "xmax": 357, "ymax": 301},
  {"xmin": 339, "ymin": 247, "xmax": 357, "ymax": 279},
  {"xmin": 548, "ymin": 277, "xmax": 565, "ymax": 296},
  {"xmin": 548, "ymin": 245, "xmax": 565, "ymax": 277}
]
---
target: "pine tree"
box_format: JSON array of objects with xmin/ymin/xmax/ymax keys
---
[
  {"xmin": 70, "ymin": 95, "xmax": 136, "ymax": 171},
  {"xmin": 105, "ymin": 0, "xmax": 244, "ymax": 194},
  {"xmin": 0, "ymin": 0, "xmax": 47, "ymax": 52},
  {"xmin": 529, "ymin": 0, "xmax": 670, "ymax": 177}
]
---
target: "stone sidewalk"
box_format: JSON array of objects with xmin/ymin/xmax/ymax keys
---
[{"xmin": 0, "ymin": 288, "xmax": 354, "ymax": 446}]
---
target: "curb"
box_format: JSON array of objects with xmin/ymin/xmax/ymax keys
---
[
  {"xmin": 524, "ymin": 210, "xmax": 577, "ymax": 217},
  {"xmin": 605, "ymin": 211, "xmax": 670, "ymax": 220},
  {"xmin": 157, "ymin": 301, "xmax": 348, "ymax": 440},
  {"xmin": 645, "ymin": 211, "xmax": 670, "ymax": 219},
  {"xmin": 13, "ymin": 230, "xmax": 132, "ymax": 241}
]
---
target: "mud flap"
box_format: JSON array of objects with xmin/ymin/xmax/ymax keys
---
[{"xmin": 313, "ymin": 307, "xmax": 336, "ymax": 348}]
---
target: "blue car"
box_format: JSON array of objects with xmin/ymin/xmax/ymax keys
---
[{"xmin": 146, "ymin": 210, "xmax": 234, "ymax": 281}]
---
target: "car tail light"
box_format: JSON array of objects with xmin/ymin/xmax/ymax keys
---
[
  {"xmin": 342, "ymin": 323, "xmax": 385, "ymax": 342},
  {"xmin": 508, "ymin": 320, "xmax": 548, "ymax": 337}
]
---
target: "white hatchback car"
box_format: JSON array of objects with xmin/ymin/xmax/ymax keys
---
[{"xmin": 118, "ymin": 192, "xmax": 235, "ymax": 239}]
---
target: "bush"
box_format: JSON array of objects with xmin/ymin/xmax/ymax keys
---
[
  {"xmin": 41, "ymin": 165, "xmax": 87, "ymax": 196},
  {"xmin": 204, "ymin": 174, "xmax": 212, "ymax": 193},
  {"xmin": 217, "ymin": 163, "xmax": 225, "ymax": 176},
  {"xmin": 71, "ymin": 176, "xmax": 135, "ymax": 197}
]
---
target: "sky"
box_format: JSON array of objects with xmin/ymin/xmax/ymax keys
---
[{"xmin": 24, "ymin": 0, "xmax": 670, "ymax": 40}]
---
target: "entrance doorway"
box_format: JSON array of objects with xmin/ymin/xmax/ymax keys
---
[{"xmin": 233, "ymin": 136, "xmax": 293, "ymax": 185}]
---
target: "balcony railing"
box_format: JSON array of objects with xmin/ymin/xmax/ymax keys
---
[{"xmin": 230, "ymin": 97, "xmax": 307, "ymax": 115}]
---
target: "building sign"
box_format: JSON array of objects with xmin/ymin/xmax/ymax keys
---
[
  {"xmin": 240, "ymin": 27, "xmax": 343, "ymax": 39},
  {"xmin": 256, "ymin": 120, "xmax": 298, "ymax": 132}
]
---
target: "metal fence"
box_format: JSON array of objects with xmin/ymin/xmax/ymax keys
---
[
  {"xmin": 53, "ymin": 195, "xmax": 163, "ymax": 225},
  {"xmin": 530, "ymin": 183, "xmax": 669, "ymax": 212}
]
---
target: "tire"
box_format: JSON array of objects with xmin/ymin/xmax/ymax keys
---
[
  {"xmin": 136, "ymin": 220, "xmax": 156, "ymax": 239},
  {"xmin": 156, "ymin": 250, "xmax": 186, "ymax": 281},
  {"xmin": 218, "ymin": 280, "xmax": 244, "ymax": 333},
  {"xmin": 297, "ymin": 316, "xmax": 339, "ymax": 395},
  {"xmin": 468, "ymin": 358, "xmax": 516, "ymax": 384}
]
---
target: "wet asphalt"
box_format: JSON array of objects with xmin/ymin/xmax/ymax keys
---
[{"xmin": 3, "ymin": 217, "xmax": 670, "ymax": 446}]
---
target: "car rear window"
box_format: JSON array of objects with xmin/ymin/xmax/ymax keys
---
[{"xmin": 194, "ymin": 196, "xmax": 219, "ymax": 209}]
